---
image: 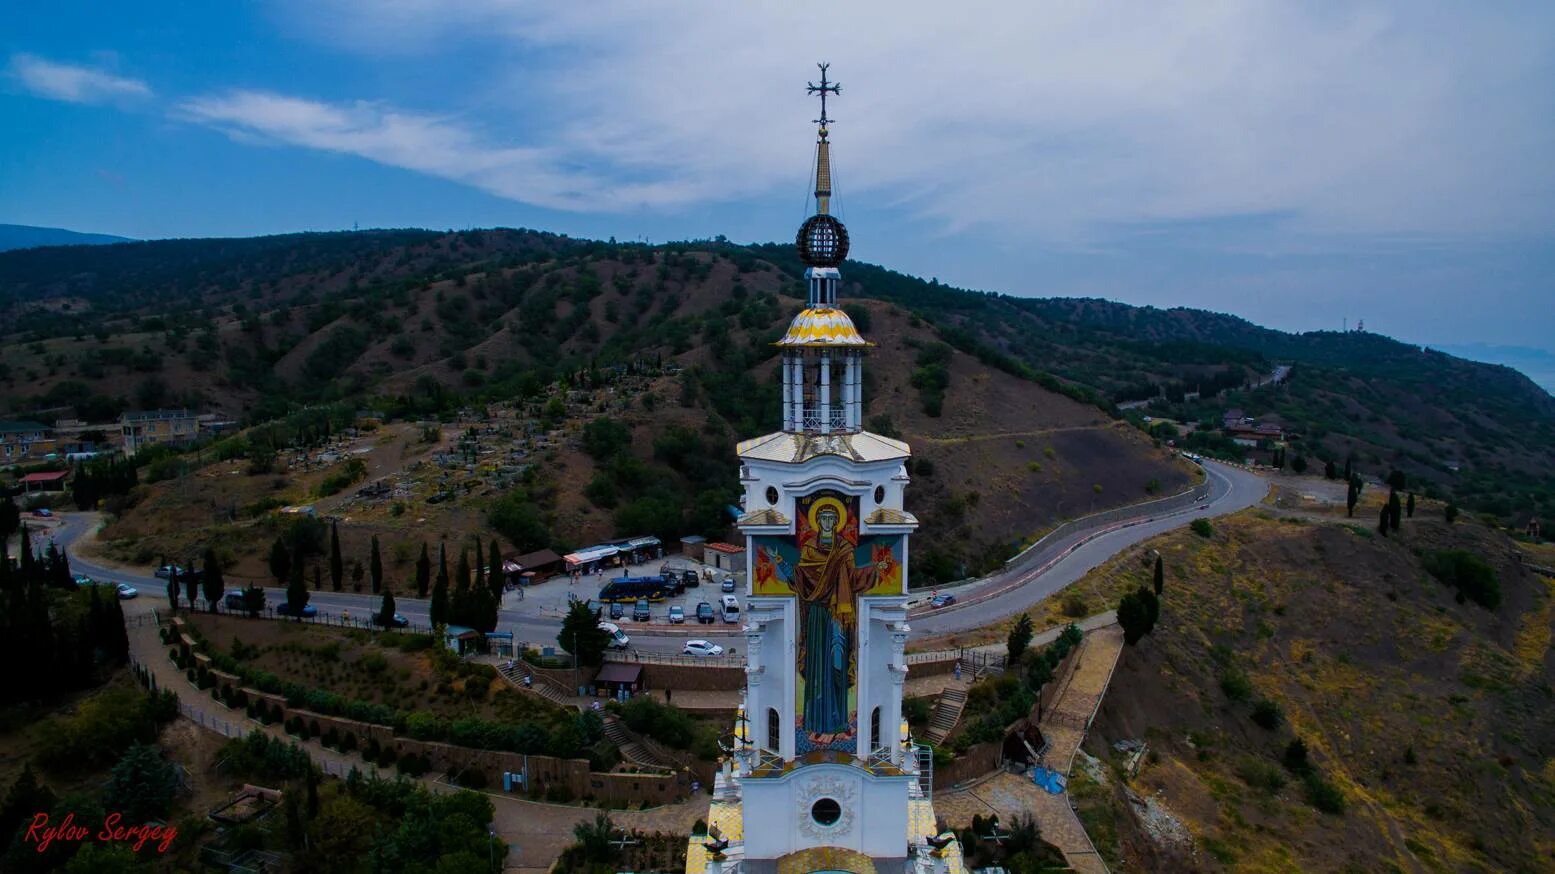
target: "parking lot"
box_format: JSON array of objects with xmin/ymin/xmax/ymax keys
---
[{"xmin": 517, "ymin": 556, "xmax": 744, "ymax": 630}]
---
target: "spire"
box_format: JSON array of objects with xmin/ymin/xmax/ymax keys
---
[
  {"xmin": 797, "ymin": 63, "xmax": 849, "ymax": 270},
  {"xmin": 807, "ymin": 63, "xmax": 840, "ymax": 215}
]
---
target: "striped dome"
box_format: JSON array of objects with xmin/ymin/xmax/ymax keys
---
[{"xmin": 775, "ymin": 307, "xmax": 871, "ymax": 347}]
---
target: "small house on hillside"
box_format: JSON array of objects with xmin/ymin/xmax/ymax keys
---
[{"xmin": 19, "ymin": 470, "xmax": 68, "ymax": 492}]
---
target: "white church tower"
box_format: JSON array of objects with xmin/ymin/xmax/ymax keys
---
[{"xmin": 686, "ymin": 65, "xmax": 965, "ymax": 874}]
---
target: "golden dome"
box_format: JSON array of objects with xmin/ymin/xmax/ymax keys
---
[{"xmin": 775, "ymin": 307, "xmax": 872, "ymax": 347}]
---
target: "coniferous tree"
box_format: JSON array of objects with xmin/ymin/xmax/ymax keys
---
[
  {"xmin": 1153, "ymin": 554, "xmax": 1165, "ymax": 596},
  {"xmin": 1343, "ymin": 457, "xmax": 1353, "ymax": 482},
  {"xmin": 165, "ymin": 564, "xmax": 179, "ymax": 614},
  {"xmin": 1006, "ymin": 613, "xmax": 1034, "ymax": 663},
  {"xmin": 488, "ymin": 539, "xmax": 504, "ymax": 602},
  {"xmin": 268, "ymin": 538, "xmax": 290, "ymax": 585},
  {"xmin": 1346, "ymin": 480, "xmax": 1359, "ymax": 518},
  {"xmin": 430, "ymin": 544, "xmax": 450, "ymax": 627},
  {"xmin": 415, "ymin": 543, "xmax": 431, "ymax": 599},
  {"xmin": 1378, "ymin": 505, "xmax": 1390, "ymax": 537},
  {"xmin": 202, "ymin": 547, "xmax": 224, "ymax": 611},
  {"xmin": 312, "ymin": 564, "xmax": 323, "ymax": 595},
  {"xmin": 378, "ymin": 588, "xmax": 397, "ymax": 627},
  {"xmin": 370, "ymin": 535, "xmax": 383, "ymax": 595},
  {"xmin": 453, "ymin": 549, "xmax": 472, "ymax": 626},
  {"xmin": 1323, "ymin": 459, "xmax": 1336, "ymax": 480},
  {"xmin": 329, "ymin": 521, "xmax": 343, "ymax": 592},
  {"xmin": 1387, "ymin": 490, "xmax": 1403, "ymax": 532},
  {"xmin": 0, "ymin": 494, "xmax": 19, "ymax": 543},
  {"xmin": 287, "ymin": 554, "xmax": 308, "ymax": 619},
  {"xmin": 1445, "ymin": 502, "xmax": 1459, "ymax": 524},
  {"xmin": 1406, "ymin": 492, "xmax": 1416, "ymax": 518},
  {"xmin": 183, "ymin": 562, "xmax": 199, "ymax": 608}
]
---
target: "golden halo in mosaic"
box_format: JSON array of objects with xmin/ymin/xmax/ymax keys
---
[{"xmin": 775, "ymin": 307, "xmax": 873, "ymax": 347}]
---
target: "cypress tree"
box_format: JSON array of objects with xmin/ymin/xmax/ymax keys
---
[
  {"xmin": 1406, "ymin": 492, "xmax": 1416, "ymax": 518},
  {"xmin": 488, "ymin": 539, "xmax": 504, "ymax": 601},
  {"xmin": 430, "ymin": 544, "xmax": 450, "ymax": 627},
  {"xmin": 183, "ymin": 562, "xmax": 199, "ymax": 608},
  {"xmin": 329, "ymin": 521, "xmax": 343, "ymax": 592},
  {"xmin": 1378, "ymin": 505, "xmax": 1390, "ymax": 537},
  {"xmin": 415, "ymin": 543, "xmax": 431, "ymax": 599},
  {"xmin": 287, "ymin": 550, "xmax": 308, "ymax": 618},
  {"xmin": 1153, "ymin": 554, "xmax": 1164, "ymax": 596},
  {"xmin": 268, "ymin": 538, "xmax": 290, "ymax": 585},
  {"xmin": 454, "ymin": 549, "xmax": 472, "ymax": 626},
  {"xmin": 1387, "ymin": 490, "xmax": 1402, "ymax": 532},
  {"xmin": 378, "ymin": 588, "xmax": 397, "ymax": 627},
  {"xmin": 370, "ymin": 535, "xmax": 383, "ymax": 595},
  {"xmin": 202, "ymin": 547, "xmax": 224, "ymax": 611}
]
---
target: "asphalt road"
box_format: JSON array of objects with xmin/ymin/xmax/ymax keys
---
[{"xmin": 47, "ymin": 459, "xmax": 1266, "ymax": 655}]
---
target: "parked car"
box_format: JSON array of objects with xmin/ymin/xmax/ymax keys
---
[
  {"xmin": 608, "ymin": 601, "xmax": 625, "ymax": 620},
  {"xmin": 277, "ymin": 601, "xmax": 318, "ymax": 618},
  {"xmin": 683, "ymin": 639, "xmax": 725, "ymax": 657},
  {"xmin": 223, "ymin": 590, "xmax": 249, "ymax": 610},
  {"xmin": 30, "ymin": 508, "xmax": 52, "ymax": 518},
  {"xmin": 668, "ymin": 605, "xmax": 685, "ymax": 624},
  {"xmin": 372, "ymin": 612, "xmax": 410, "ymax": 628},
  {"xmin": 72, "ymin": 574, "xmax": 96, "ymax": 587},
  {"xmin": 695, "ymin": 601, "xmax": 715, "ymax": 624},
  {"xmin": 116, "ymin": 583, "xmax": 138, "ymax": 600},
  {"xmin": 681, "ymin": 570, "xmax": 700, "ymax": 589},
  {"xmin": 929, "ymin": 593, "xmax": 957, "ymax": 608},
  {"xmin": 632, "ymin": 598, "xmax": 651, "ymax": 622},
  {"xmin": 721, "ymin": 576, "xmax": 736, "ymax": 593},
  {"xmin": 153, "ymin": 564, "xmax": 185, "ymax": 579}
]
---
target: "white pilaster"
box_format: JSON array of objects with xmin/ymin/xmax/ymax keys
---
[{"xmin": 819, "ymin": 352, "xmax": 831, "ymax": 434}]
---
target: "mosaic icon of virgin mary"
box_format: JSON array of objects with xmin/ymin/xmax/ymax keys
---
[{"xmin": 795, "ymin": 493, "xmax": 888, "ymax": 741}]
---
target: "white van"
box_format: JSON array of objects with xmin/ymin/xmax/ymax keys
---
[
  {"xmin": 720, "ymin": 595, "xmax": 740, "ymax": 624},
  {"xmin": 598, "ymin": 621, "xmax": 631, "ymax": 649}
]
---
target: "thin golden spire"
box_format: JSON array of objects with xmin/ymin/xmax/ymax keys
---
[{"xmin": 807, "ymin": 63, "xmax": 840, "ymax": 216}]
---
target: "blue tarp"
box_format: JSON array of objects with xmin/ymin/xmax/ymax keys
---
[{"xmin": 1031, "ymin": 767, "xmax": 1067, "ymax": 794}]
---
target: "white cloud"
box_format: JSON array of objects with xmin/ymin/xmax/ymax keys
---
[
  {"xmin": 177, "ymin": 90, "xmax": 706, "ymax": 212},
  {"xmin": 9, "ymin": 53, "xmax": 152, "ymax": 104},
  {"xmin": 247, "ymin": 2, "xmax": 1555, "ymax": 243}
]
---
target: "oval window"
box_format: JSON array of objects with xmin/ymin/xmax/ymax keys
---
[
  {"xmin": 874, "ymin": 486, "xmax": 885, "ymax": 504},
  {"xmin": 811, "ymin": 797, "xmax": 842, "ymax": 827},
  {"xmin": 765, "ymin": 486, "xmax": 779, "ymax": 505}
]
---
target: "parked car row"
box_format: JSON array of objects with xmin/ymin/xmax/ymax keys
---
[{"xmin": 628, "ymin": 596, "xmax": 738, "ymax": 624}]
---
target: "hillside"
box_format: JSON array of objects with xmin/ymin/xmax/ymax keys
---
[
  {"xmin": 1, "ymin": 226, "xmax": 1548, "ymax": 538},
  {"xmin": 1071, "ymin": 503, "xmax": 1555, "ymax": 872},
  {"xmin": 0, "ymin": 223, "xmax": 133, "ymax": 252},
  {"xmin": 0, "ymin": 230, "xmax": 1187, "ymax": 582}
]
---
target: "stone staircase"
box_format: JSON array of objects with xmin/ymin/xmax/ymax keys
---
[
  {"xmin": 925, "ymin": 687, "xmax": 968, "ymax": 744},
  {"xmin": 497, "ymin": 660, "xmax": 573, "ymax": 708},
  {"xmin": 601, "ymin": 715, "xmax": 675, "ymax": 771}
]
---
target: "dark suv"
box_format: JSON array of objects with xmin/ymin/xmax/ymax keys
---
[
  {"xmin": 695, "ymin": 601, "xmax": 715, "ymax": 624},
  {"xmin": 632, "ymin": 598, "xmax": 651, "ymax": 622}
]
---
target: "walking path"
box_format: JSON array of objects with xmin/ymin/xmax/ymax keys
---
[
  {"xmin": 123, "ymin": 601, "xmax": 708, "ymax": 872},
  {"xmin": 933, "ymin": 623, "xmax": 1125, "ymax": 874}
]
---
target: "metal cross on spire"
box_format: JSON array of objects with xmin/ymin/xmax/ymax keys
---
[{"xmin": 807, "ymin": 62, "xmax": 840, "ymax": 138}]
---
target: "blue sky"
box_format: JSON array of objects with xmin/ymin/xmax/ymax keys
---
[{"xmin": 4, "ymin": 2, "xmax": 1554, "ymax": 356}]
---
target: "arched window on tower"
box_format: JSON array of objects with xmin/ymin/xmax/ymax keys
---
[
  {"xmin": 768, "ymin": 707, "xmax": 781, "ymax": 752},
  {"xmin": 871, "ymin": 706, "xmax": 881, "ymax": 751}
]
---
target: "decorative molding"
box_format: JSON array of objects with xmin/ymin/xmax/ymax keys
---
[{"xmin": 796, "ymin": 774, "xmax": 857, "ymax": 841}]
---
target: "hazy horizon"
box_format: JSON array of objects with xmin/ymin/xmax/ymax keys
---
[{"xmin": 4, "ymin": 2, "xmax": 1552, "ymax": 354}]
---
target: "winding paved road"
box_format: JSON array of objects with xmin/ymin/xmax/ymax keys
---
[{"xmin": 45, "ymin": 461, "xmax": 1266, "ymax": 655}]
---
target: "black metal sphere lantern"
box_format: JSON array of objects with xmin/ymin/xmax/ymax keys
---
[{"xmin": 796, "ymin": 214, "xmax": 850, "ymax": 268}]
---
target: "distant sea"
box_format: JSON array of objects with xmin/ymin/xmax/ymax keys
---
[{"xmin": 1433, "ymin": 343, "xmax": 1555, "ymax": 396}]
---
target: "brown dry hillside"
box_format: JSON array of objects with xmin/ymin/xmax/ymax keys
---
[
  {"xmin": 1069, "ymin": 506, "xmax": 1555, "ymax": 873},
  {"xmin": 26, "ymin": 234, "xmax": 1187, "ymax": 584}
]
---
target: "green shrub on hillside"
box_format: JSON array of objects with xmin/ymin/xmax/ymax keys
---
[{"xmin": 1422, "ymin": 549, "xmax": 1501, "ymax": 609}]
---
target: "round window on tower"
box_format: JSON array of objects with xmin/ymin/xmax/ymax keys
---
[
  {"xmin": 874, "ymin": 486, "xmax": 885, "ymax": 504},
  {"xmin": 811, "ymin": 797, "xmax": 842, "ymax": 827},
  {"xmin": 765, "ymin": 486, "xmax": 779, "ymax": 506}
]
